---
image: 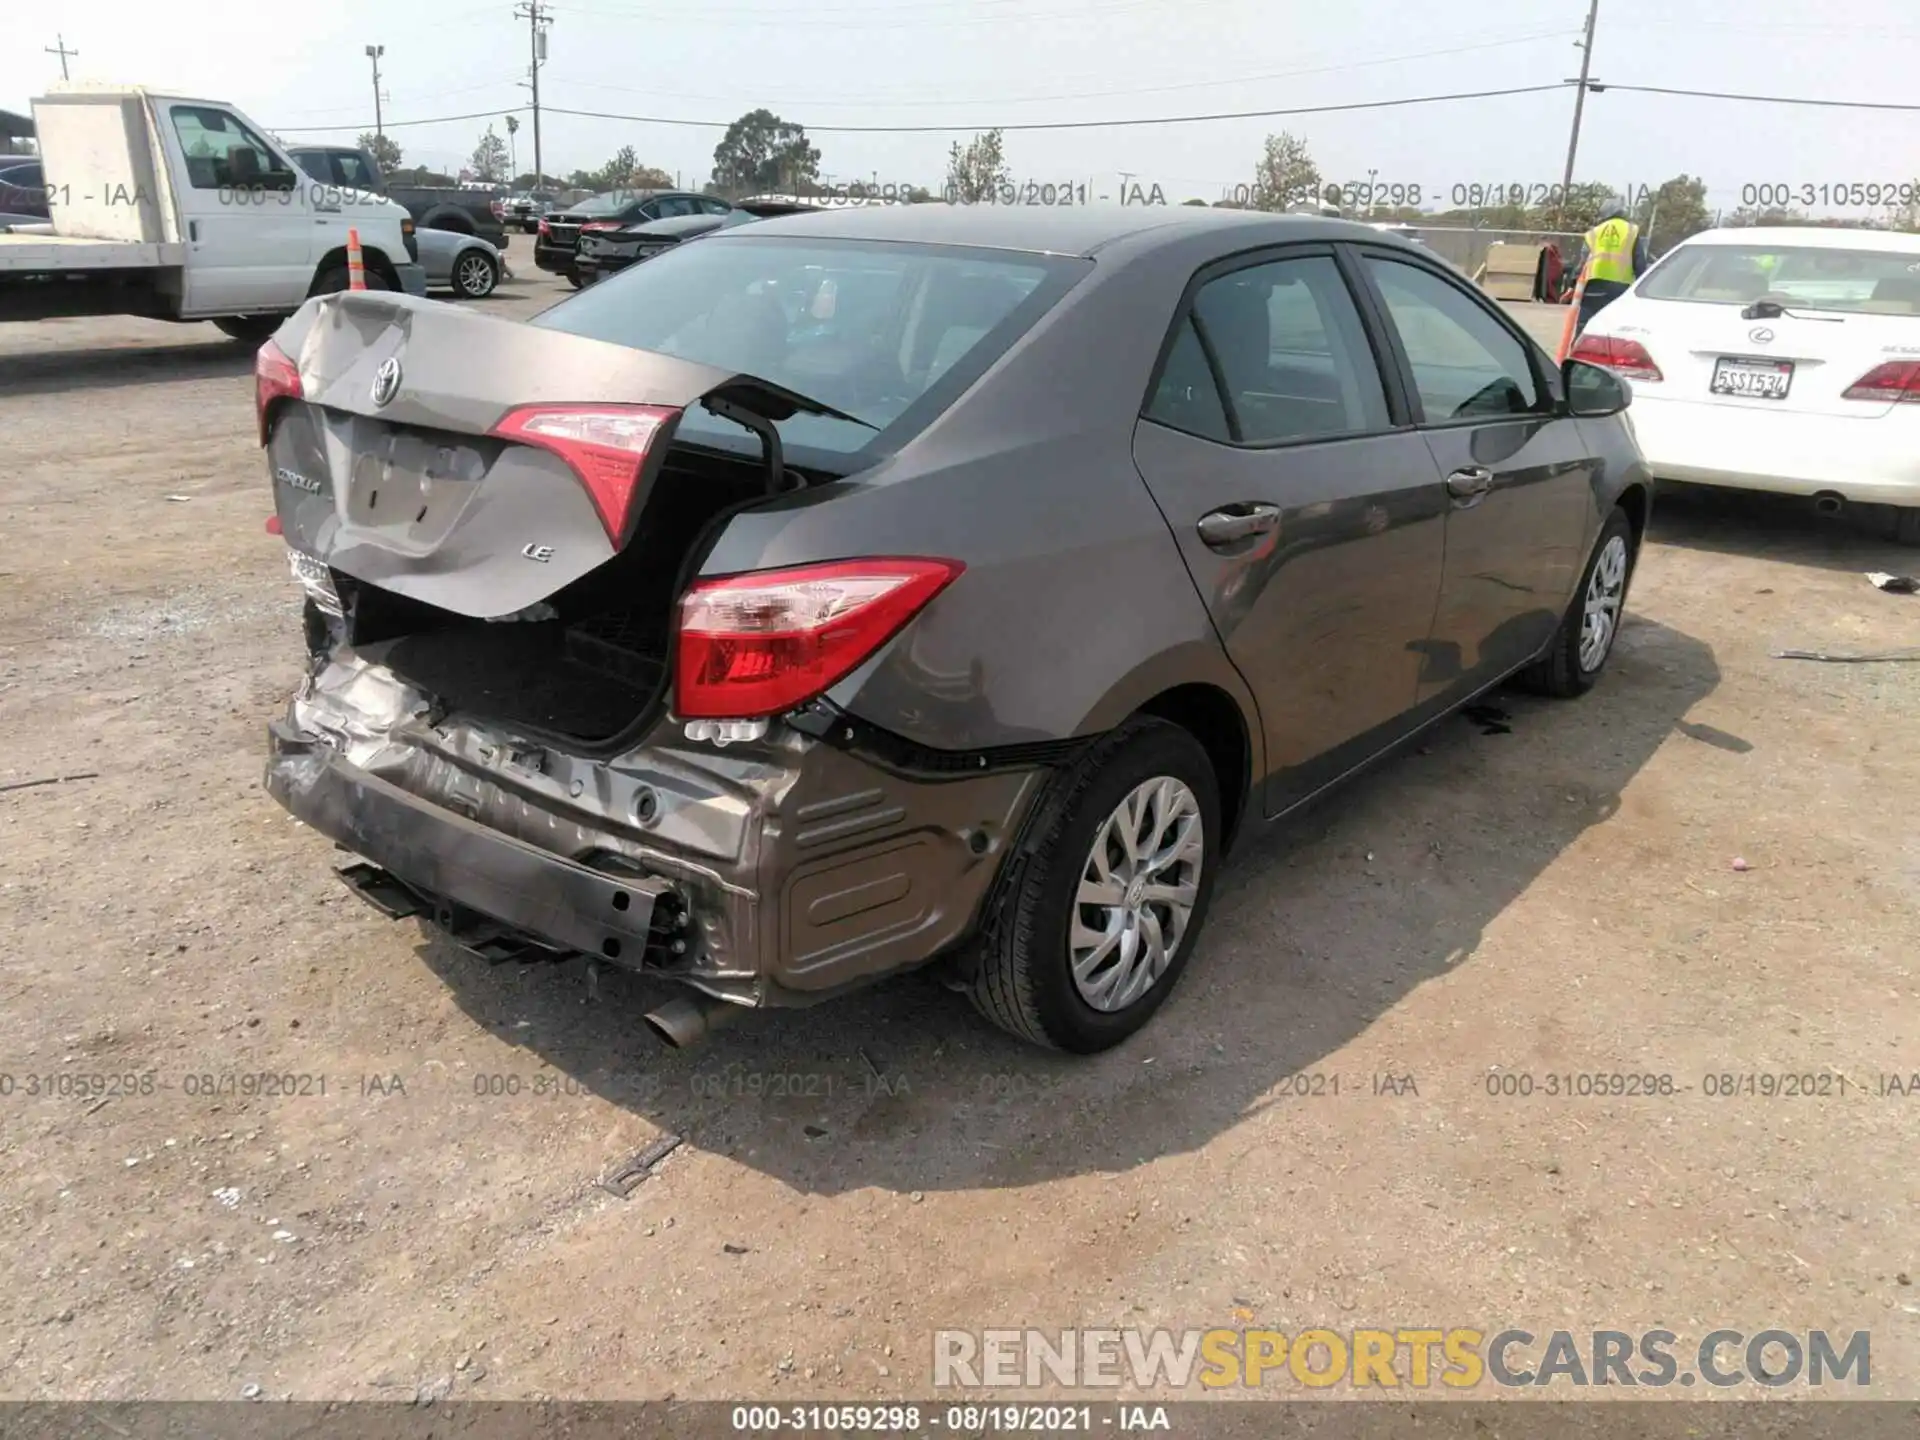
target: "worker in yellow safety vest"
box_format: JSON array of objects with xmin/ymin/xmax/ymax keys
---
[{"xmin": 1576, "ymin": 207, "xmax": 1652, "ymax": 333}]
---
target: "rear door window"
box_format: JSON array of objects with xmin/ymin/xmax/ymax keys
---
[
  {"xmin": 1144, "ymin": 318, "xmax": 1231, "ymax": 443},
  {"xmin": 1181, "ymin": 254, "xmax": 1390, "ymax": 444}
]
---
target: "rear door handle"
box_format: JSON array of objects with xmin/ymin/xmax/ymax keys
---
[
  {"xmin": 1197, "ymin": 503, "xmax": 1282, "ymax": 549},
  {"xmin": 1445, "ymin": 466, "xmax": 1494, "ymax": 500}
]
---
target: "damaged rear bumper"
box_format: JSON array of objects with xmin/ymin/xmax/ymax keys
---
[
  {"xmin": 266, "ymin": 725, "xmax": 679, "ymax": 965},
  {"xmin": 264, "ymin": 656, "xmax": 1047, "ymax": 1008}
]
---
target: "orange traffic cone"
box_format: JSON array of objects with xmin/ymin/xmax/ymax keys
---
[
  {"xmin": 346, "ymin": 228, "xmax": 366, "ymax": 291},
  {"xmin": 1556, "ymin": 259, "xmax": 1591, "ymax": 363}
]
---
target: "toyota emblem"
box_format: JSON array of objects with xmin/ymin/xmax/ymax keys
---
[
  {"xmin": 1749, "ymin": 327, "xmax": 1775, "ymax": 344},
  {"xmin": 370, "ymin": 357, "xmax": 403, "ymax": 408}
]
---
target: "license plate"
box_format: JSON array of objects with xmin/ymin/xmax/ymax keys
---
[{"xmin": 1711, "ymin": 356, "xmax": 1794, "ymax": 399}]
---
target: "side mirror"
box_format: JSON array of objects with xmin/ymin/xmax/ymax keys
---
[
  {"xmin": 260, "ymin": 168, "xmax": 299, "ymax": 192},
  {"xmin": 1563, "ymin": 358, "xmax": 1631, "ymax": 417}
]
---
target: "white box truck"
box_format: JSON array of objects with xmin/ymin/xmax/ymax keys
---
[{"xmin": 0, "ymin": 85, "xmax": 424, "ymax": 341}]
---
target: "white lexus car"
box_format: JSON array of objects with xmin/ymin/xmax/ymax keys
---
[{"xmin": 1570, "ymin": 226, "xmax": 1920, "ymax": 543}]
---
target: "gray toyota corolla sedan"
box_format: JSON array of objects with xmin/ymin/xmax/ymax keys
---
[{"xmin": 257, "ymin": 205, "xmax": 1650, "ymax": 1053}]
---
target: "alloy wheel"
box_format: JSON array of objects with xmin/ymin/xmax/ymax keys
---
[
  {"xmin": 1579, "ymin": 534, "xmax": 1629, "ymax": 672},
  {"xmin": 1070, "ymin": 776, "xmax": 1204, "ymax": 1012},
  {"xmin": 457, "ymin": 254, "xmax": 495, "ymax": 297}
]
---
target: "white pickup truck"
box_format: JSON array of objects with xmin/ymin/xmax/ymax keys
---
[{"xmin": 0, "ymin": 85, "xmax": 424, "ymax": 342}]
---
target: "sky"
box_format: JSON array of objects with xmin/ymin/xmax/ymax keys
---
[{"xmin": 8, "ymin": 0, "xmax": 1918, "ymax": 218}]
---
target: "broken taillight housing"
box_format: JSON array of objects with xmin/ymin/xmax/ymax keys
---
[
  {"xmin": 675, "ymin": 559, "xmax": 964, "ymax": 720},
  {"xmin": 488, "ymin": 403, "xmax": 682, "ymax": 545},
  {"xmin": 1842, "ymin": 361, "xmax": 1920, "ymax": 403},
  {"xmin": 1569, "ymin": 333, "xmax": 1663, "ymax": 382},
  {"xmin": 255, "ymin": 338, "xmax": 304, "ymax": 446},
  {"xmin": 537, "ymin": 217, "xmax": 551, "ymax": 237}
]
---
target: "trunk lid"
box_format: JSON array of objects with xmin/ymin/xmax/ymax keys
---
[
  {"xmin": 265, "ymin": 289, "xmax": 817, "ymax": 619},
  {"xmin": 1602, "ymin": 295, "xmax": 1920, "ymax": 420}
]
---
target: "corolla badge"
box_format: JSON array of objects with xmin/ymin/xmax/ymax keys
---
[
  {"xmin": 370, "ymin": 357, "xmax": 403, "ymax": 408},
  {"xmin": 273, "ymin": 466, "xmax": 322, "ymax": 493},
  {"xmin": 1749, "ymin": 327, "xmax": 1775, "ymax": 344}
]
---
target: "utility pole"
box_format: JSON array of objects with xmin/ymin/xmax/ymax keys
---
[
  {"xmin": 365, "ymin": 45, "xmax": 386, "ymax": 145},
  {"xmin": 46, "ymin": 34, "xmax": 79, "ymax": 81},
  {"xmin": 1558, "ymin": 0, "xmax": 1601, "ymax": 230},
  {"xmin": 505, "ymin": 114, "xmax": 519, "ymax": 181},
  {"xmin": 513, "ymin": 2, "xmax": 551, "ymax": 186}
]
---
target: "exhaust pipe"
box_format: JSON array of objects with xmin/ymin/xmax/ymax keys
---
[
  {"xmin": 644, "ymin": 993, "xmax": 745, "ymax": 1050},
  {"xmin": 1813, "ymin": 492, "xmax": 1846, "ymax": 515}
]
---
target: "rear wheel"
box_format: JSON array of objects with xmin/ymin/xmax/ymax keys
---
[
  {"xmin": 566, "ymin": 267, "xmax": 585, "ymax": 289},
  {"xmin": 310, "ymin": 264, "xmax": 395, "ymax": 297},
  {"xmin": 452, "ymin": 249, "xmax": 499, "ymax": 299},
  {"xmin": 1514, "ymin": 506, "xmax": 1638, "ymax": 698},
  {"xmin": 968, "ymin": 718, "xmax": 1219, "ymax": 1053},
  {"xmin": 212, "ymin": 315, "xmax": 282, "ymax": 343}
]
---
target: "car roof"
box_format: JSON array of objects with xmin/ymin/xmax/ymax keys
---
[
  {"xmin": 1679, "ymin": 226, "xmax": 1920, "ymax": 253},
  {"xmin": 728, "ymin": 203, "xmax": 1403, "ymax": 257}
]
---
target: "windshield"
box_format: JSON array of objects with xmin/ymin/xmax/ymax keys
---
[
  {"xmin": 532, "ymin": 235, "xmax": 1090, "ymax": 463},
  {"xmin": 1638, "ymin": 242, "xmax": 1920, "ymax": 315}
]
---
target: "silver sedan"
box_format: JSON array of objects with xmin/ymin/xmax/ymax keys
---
[{"xmin": 415, "ymin": 228, "xmax": 505, "ymax": 300}]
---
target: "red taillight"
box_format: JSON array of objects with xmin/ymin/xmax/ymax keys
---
[
  {"xmin": 490, "ymin": 198, "xmax": 506, "ymax": 219},
  {"xmin": 1569, "ymin": 333, "xmax": 1663, "ymax": 382},
  {"xmin": 1842, "ymin": 360, "xmax": 1920, "ymax": 403},
  {"xmin": 674, "ymin": 559, "xmax": 964, "ymax": 720},
  {"xmin": 255, "ymin": 338, "xmax": 303, "ymax": 446},
  {"xmin": 488, "ymin": 404, "xmax": 681, "ymax": 544},
  {"xmin": 538, "ymin": 217, "xmax": 551, "ymax": 237}
]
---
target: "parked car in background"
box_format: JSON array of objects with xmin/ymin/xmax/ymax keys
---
[
  {"xmin": 415, "ymin": 227, "xmax": 503, "ymax": 299},
  {"xmin": 257, "ymin": 206, "xmax": 1648, "ymax": 1054},
  {"xmin": 0, "ymin": 157, "xmax": 48, "ymax": 224},
  {"xmin": 286, "ymin": 145, "xmax": 508, "ymax": 249},
  {"xmin": 1571, "ymin": 226, "xmax": 1920, "ymax": 543},
  {"xmin": 536, "ymin": 189, "xmax": 731, "ymax": 286},
  {"xmin": 576, "ymin": 199, "xmax": 822, "ymax": 284},
  {"xmin": 506, "ymin": 191, "xmax": 559, "ymax": 233}
]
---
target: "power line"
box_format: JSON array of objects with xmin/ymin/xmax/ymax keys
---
[
  {"xmin": 276, "ymin": 107, "xmax": 529, "ymax": 134},
  {"xmin": 545, "ymin": 82, "xmax": 1577, "ymax": 135},
  {"xmin": 542, "ymin": 30, "xmax": 1579, "ymax": 111},
  {"xmin": 269, "ymin": 77, "xmax": 1920, "ymax": 139},
  {"xmin": 1601, "ymin": 82, "xmax": 1920, "ymax": 111}
]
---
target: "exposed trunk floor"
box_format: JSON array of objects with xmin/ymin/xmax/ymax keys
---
[{"xmin": 365, "ymin": 617, "xmax": 665, "ymax": 741}]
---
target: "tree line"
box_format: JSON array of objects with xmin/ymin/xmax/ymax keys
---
[{"xmin": 350, "ymin": 118, "xmax": 1920, "ymax": 244}]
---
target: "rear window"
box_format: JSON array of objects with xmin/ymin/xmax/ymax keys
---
[
  {"xmin": 532, "ymin": 235, "xmax": 1090, "ymax": 464},
  {"xmin": 1638, "ymin": 242, "xmax": 1920, "ymax": 315}
]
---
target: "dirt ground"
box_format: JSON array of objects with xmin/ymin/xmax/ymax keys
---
[{"xmin": 2, "ymin": 233, "xmax": 1917, "ymax": 1405}]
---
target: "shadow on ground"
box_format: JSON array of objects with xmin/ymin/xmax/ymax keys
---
[
  {"xmin": 412, "ymin": 615, "xmax": 1719, "ymax": 1198},
  {"xmin": 0, "ymin": 337, "xmax": 256, "ymax": 395},
  {"xmin": 1651, "ymin": 482, "xmax": 1917, "ymax": 574}
]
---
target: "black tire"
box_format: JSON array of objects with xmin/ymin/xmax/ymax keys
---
[
  {"xmin": 1514, "ymin": 505, "xmax": 1638, "ymax": 698},
  {"xmin": 451, "ymin": 248, "xmax": 500, "ymax": 299},
  {"xmin": 968, "ymin": 718, "xmax": 1221, "ymax": 1053},
  {"xmin": 212, "ymin": 315, "xmax": 282, "ymax": 343},
  {"xmin": 566, "ymin": 268, "xmax": 585, "ymax": 289},
  {"xmin": 310, "ymin": 265, "xmax": 395, "ymax": 297},
  {"xmin": 1887, "ymin": 505, "xmax": 1920, "ymax": 547}
]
